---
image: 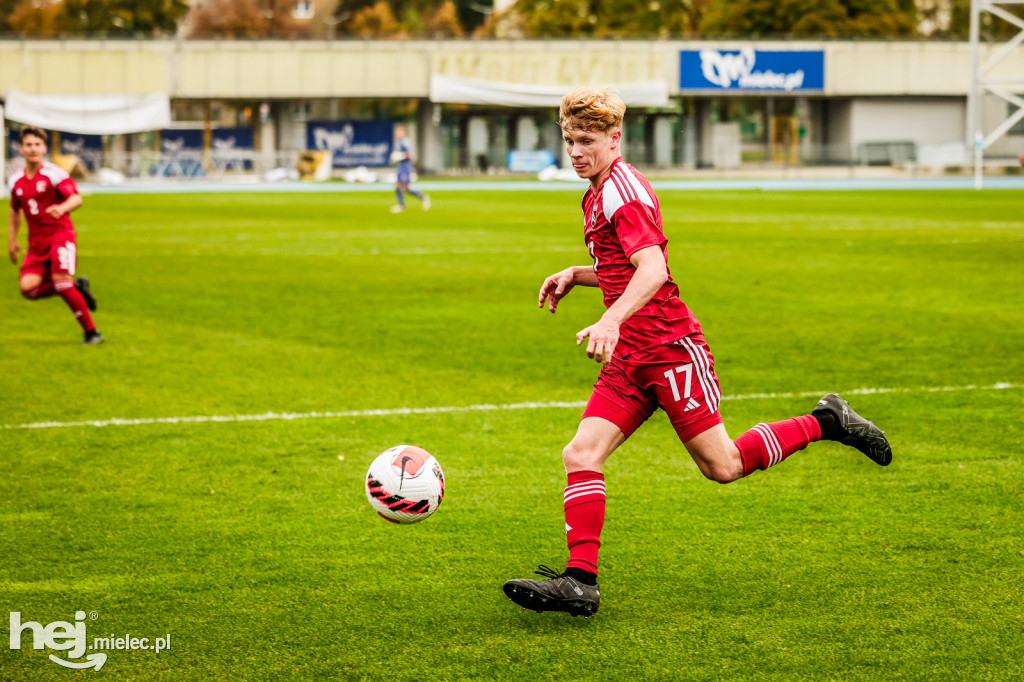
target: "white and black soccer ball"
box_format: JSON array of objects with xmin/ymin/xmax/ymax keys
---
[{"xmin": 365, "ymin": 445, "xmax": 445, "ymax": 524}]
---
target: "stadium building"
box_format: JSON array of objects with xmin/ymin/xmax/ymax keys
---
[{"xmin": 1, "ymin": 38, "xmax": 1022, "ymax": 179}]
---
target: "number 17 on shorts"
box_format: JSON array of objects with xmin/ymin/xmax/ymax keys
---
[
  {"xmin": 664, "ymin": 364, "xmax": 700, "ymax": 411},
  {"xmin": 663, "ymin": 336, "xmax": 722, "ymax": 415}
]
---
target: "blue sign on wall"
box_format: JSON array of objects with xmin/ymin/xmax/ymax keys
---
[
  {"xmin": 212, "ymin": 127, "xmax": 254, "ymax": 151},
  {"xmin": 158, "ymin": 129, "xmax": 205, "ymax": 177},
  {"xmin": 680, "ymin": 49, "xmax": 824, "ymax": 92},
  {"xmin": 508, "ymin": 150, "xmax": 556, "ymax": 173},
  {"xmin": 60, "ymin": 133, "xmax": 104, "ymax": 171},
  {"xmin": 160, "ymin": 128, "xmax": 204, "ymax": 153},
  {"xmin": 306, "ymin": 121, "xmax": 393, "ymax": 168},
  {"xmin": 212, "ymin": 127, "xmax": 255, "ymax": 170}
]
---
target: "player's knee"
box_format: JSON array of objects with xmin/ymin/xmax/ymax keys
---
[
  {"xmin": 705, "ymin": 461, "xmax": 743, "ymax": 484},
  {"xmin": 20, "ymin": 286, "xmax": 39, "ymax": 300},
  {"xmin": 562, "ymin": 441, "xmax": 599, "ymax": 473}
]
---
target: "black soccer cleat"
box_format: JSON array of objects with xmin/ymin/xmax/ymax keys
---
[
  {"xmin": 75, "ymin": 277, "xmax": 97, "ymax": 312},
  {"xmin": 814, "ymin": 393, "xmax": 892, "ymax": 466},
  {"xmin": 82, "ymin": 330, "xmax": 105, "ymax": 345},
  {"xmin": 503, "ymin": 565, "xmax": 600, "ymax": 617}
]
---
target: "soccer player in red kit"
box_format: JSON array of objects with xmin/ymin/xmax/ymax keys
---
[
  {"xmin": 502, "ymin": 88, "xmax": 891, "ymax": 618},
  {"xmin": 8, "ymin": 126, "xmax": 102, "ymax": 344}
]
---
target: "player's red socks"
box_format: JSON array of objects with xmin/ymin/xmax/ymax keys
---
[
  {"xmin": 54, "ymin": 279, "xmax": 96, "ymax": 332},
  {"xmin": 21, "ymin": 281, "xmax": 56, "ymax": 300},
  {"xmin": 564, "ymin": 470, "xmax": 605, "ymax": 577},
  {"xmin": 735, "ymin": 415, "xmax": 821, "ymax": 476}
]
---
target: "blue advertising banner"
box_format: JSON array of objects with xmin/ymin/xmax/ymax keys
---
[
  {"xmin": 212, "ymin": 127, "xmax": 254, "ymax": 170},
  {"xmin": 160, "ymin": 128, "xmax": 204, "ymax": 153},
  {"xmin": 306, "ymin": 121, "xmax": 393, "ymax": 168},
  {"xmin": 210, "ymin": 126, "xmax": 252, "ymax": 150},
  {"xmin": 158, "ymin": 129, "xmax": 204, "ymax": 176},
  {"xmin": 507, "ymin": 150, "xmax": 556, "ymax": 173},
  {"xmin": 212, "ymin": 127, "xmax": 254, "ymax": 150},
  {"xmin": 680, "ymin": 49, "xmax": 824, "ymax": 92},
  {"xmin": 60, "ymin": 132, "xmax": 104, "ymax": 171}
]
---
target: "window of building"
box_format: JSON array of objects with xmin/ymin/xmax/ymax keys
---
[
  {"xmin": 293, "ymin": 0, "xmax": 314, "ymax": 19},
  {"xmin": 1007, "ymin": 102, "xmax": 1024, "ymax": 136},
  {"xmin": 1009, "ymin": 103, "xmax": 1024, "ymax": 136}
]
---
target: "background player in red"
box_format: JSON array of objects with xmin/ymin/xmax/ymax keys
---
[
  {"xmin": 8, "ymin": 126, "xmax": 102, "ymax": 345},
  {"xmin": 502, "ymin": 88, "xmax": 892, "ymax": 618}
]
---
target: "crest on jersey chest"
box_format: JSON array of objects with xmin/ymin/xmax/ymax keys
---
[
  {"xmin": 36, "ymin": 180, "xmax": 46, "ymax": 193},
  {"xmin": 590, "ymin": 200, "xmax": 600, "ymax": 229},
  {"xmin": 16, "ymin": 188, "xmax": 23, "ymax": 196}
]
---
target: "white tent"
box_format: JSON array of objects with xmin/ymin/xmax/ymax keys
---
[
  {"xmin": 4, "ymin": 89, "xmax": 171, "ymax": 135},
  {"xmin": 429, "ymin": 75, "xmax": 670, "ymax": 108}
]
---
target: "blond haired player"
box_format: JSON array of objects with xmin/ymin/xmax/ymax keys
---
[{"xmin": 502, "ymin": 88, "xmax": 891, "ymax": 617}]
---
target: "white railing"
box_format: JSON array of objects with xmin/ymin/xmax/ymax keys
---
[{"xmin": 4, "ymin": 150, "xmax": 302, "ymax": 181}]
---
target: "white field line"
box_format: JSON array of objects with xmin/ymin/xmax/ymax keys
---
[{"xmin": 2, "ymin": 382, "xmax": 1018, "ymax": 432}]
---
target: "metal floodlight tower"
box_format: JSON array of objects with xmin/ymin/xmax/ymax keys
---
[{"xmin": 968, "ymin": 0, "xmax": 1024, "ymax": 189}]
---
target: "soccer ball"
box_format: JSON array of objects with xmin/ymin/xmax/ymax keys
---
[{"xmin": 365, "ymin": 445, "xmax": 445, "ymax": 524}]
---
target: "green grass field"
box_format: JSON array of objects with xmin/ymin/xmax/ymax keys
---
[{"xmin": 1, "ymin": 188, "xmax": 1022, "ymax": 680}]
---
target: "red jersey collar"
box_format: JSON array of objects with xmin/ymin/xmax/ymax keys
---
[{"xmin": 586, "ymin": 156, "xmax": 626, "ymax": 198}]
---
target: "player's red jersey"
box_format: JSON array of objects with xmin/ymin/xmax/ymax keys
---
[
  {"xmin": 582, "ymin": 157, "xmax": 701, "ymax": 356},
  {"xmin": 8, "ymin": 162, "xmax": 78, "ymax": 248}
]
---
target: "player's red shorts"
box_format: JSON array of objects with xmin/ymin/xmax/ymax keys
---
[
  {"xmin": 20, "ymin": 230, "xmax": 78, "ymax": 278},
  {"xmin": 582, "ymin": 333, "xmax": 724, "ymax": 442}
]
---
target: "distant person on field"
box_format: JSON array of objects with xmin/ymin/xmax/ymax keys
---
[
  {"xmin": 8, "ymin": 125, "xmax": 103, "ymax": 344},
  {"xmin": 391, "ymin": 125, "xmax": 430, "ymax": 214},
  {"xmin": 502, "ymin": 87, "xmax": 892, "ymax": 618}
]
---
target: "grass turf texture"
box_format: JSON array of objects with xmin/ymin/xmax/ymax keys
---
[{"xmin": 1, "ymin": 188, "xmax": 1022, "ymax": 680}]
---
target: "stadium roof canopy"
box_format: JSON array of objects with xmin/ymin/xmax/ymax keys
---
[{"xmin": 429, "ymin": 75, "xmax": 670, "ymax": 107}]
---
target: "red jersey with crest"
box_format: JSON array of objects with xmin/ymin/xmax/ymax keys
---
[
  {"xmin": 582, "ymin": 157, "xmax": 701, "ymax": 357},
  {"xmin": 8, "ymin": 162, "xmax": 78, "ymax": 248}
]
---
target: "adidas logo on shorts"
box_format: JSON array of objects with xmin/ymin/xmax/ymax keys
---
[{"xmin": 683, "ymin": 398, "xmax": 701, "ymax": 412}]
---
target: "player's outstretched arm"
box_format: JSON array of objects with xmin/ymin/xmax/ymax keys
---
[
  {"xmin": 8, "ymin": 207, "xmax": 23, "ymax": 264},
  {"xmin": 539, "ymin": 266, "xmax": 597, "ymax": 313},
  {"xmin": 576, "ymin": 245, "xmax": 668, "ymax": 365},
  {"xmin": 45, "ymin": 193, "xmax": 82, "ymax": 220}
]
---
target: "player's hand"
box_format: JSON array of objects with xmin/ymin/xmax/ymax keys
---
[
  {"xmin": 8, "ymin": 241, "xmax": 22, "ymax": 264},
  {"xmin": 576, "ymin": 316, "xmax": 619, "ymax": 366},
  {"xmin": 538, "ymin": 269, "xmax": 576, "ymax": 313},
  {"xmin": 46, "ymin": 205, "xmax": 66, "ymax": 219}
]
